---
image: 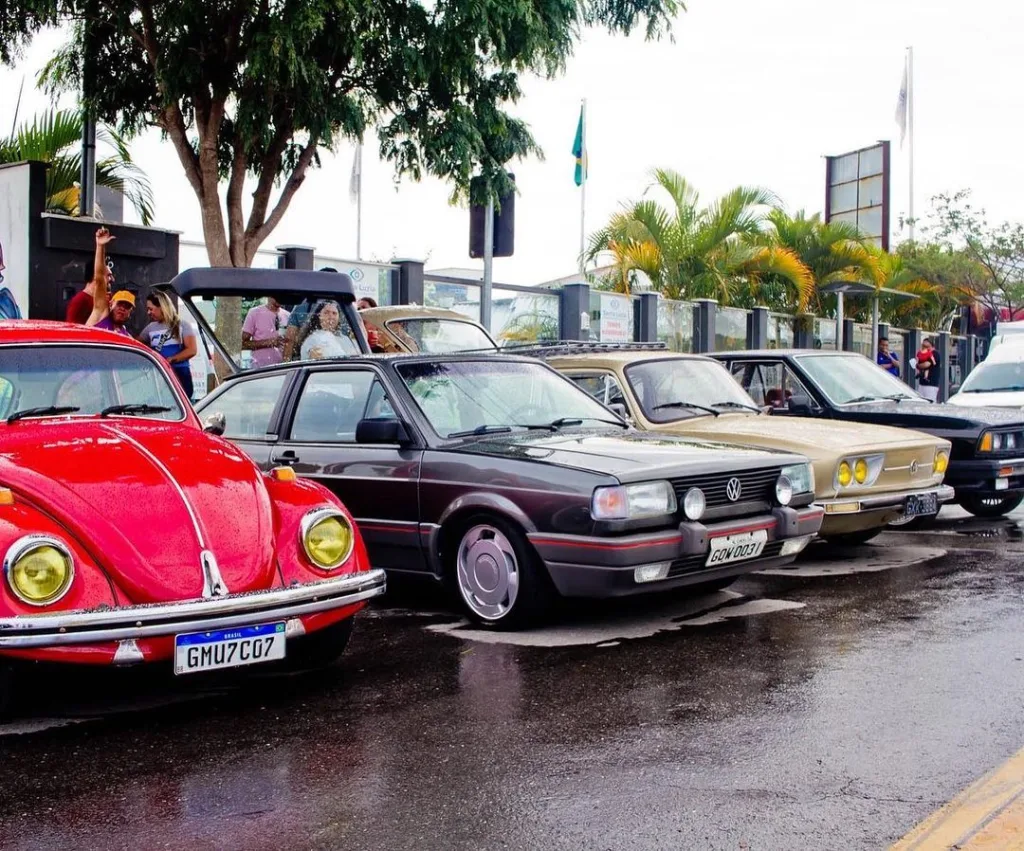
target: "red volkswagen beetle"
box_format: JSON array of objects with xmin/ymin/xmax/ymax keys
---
[{"xmin": 0, "ymin": 321, "xmax": 385, "ymax": 713}]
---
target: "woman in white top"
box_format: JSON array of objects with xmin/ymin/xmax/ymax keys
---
[{"xmin": 297, "ymin": 301, "xmax": 358, "ymax": 360}]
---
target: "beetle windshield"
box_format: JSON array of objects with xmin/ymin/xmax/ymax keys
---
[
  {"xmin": 958, "ymin": 359, "xmax": 1024, "ymax": 393},
  {"xmin": 0, "ymin": 345, "xmax": 185, "ymax": 422},
  {"xmin": 384, "ymin": 318, "xmax": 498, "ymax": 353},
  {"xmin": 395, "ymin": 359, "xmax": 625, "ymax": 438},
  {"xmin": 794, "ymin": 353, "xmax": 924, "ymax": 405},
  {"xmin": 624, "ymin": 358, "xmax": 762, "ymax": 422}
]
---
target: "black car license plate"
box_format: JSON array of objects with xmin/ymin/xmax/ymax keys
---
[{"xmin": 904, "ymin": 492, "xmax": 939, "ymax": 518}]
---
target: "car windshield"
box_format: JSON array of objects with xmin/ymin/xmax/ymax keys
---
[
  {"xmin": 395, "ymin": 359, "xmax": 624, "ymax": 438},
  {"xmin": 385, "ymin": 318, "xmax": 497, "ymax": 353},
  {"xmin": 625, "ymin": 358, "xmax": 762, "ymax": 422},
  {"xmin": 0, "ymin": 345, "xmax": 185, "ymax": 422},
  {"xmin": 959, "ymin": 360, "xmax": 1024, "ymax": 393},
  {"xmin": 795, "ymin": 353, "xmax": 924, "ymax": 405}
]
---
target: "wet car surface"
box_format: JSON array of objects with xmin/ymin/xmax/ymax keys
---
[{"xmin": 1, "ymin": 507, "xmax": 1023, "ymax": 850}]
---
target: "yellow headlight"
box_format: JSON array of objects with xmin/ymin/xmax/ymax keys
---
[
  {"xmin": 854, "ymin": 458, "xmax": 868, "ymax": 484},
  {"xmin": 302, "ymin": 513, "xmax": 353, "ymax": 569},
  {"xmin": 837, "ymin": 461, "xmax": 853, "ymax": 487},
  {"xmin": 8, "ymin": 542, "xmax": 73, "ymax": 605},
  {"xmin": 935, "ymin": 451, "xmax": 949, "ymax": 474}
]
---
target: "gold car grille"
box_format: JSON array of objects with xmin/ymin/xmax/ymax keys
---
[{"xmin": 878, "ymin": 447, "xmax": 936, "ymax": 488}]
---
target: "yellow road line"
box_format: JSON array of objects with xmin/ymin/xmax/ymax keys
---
[{"xmin": 892, "ymin": 746, "xmax": 1024, "ymax": 850}]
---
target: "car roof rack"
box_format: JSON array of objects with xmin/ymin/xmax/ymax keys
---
[{"xmin": 500, "ymin": 340, "xmax": 670, "ymax": 357}]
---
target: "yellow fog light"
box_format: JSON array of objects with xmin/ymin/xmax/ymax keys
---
[
  {"xmin": 935, "ymin": 451, "xmax": 949, "ymax": 474},
  {"xmin": 4, "ymin": 537, "xmax": 73, "ymax": 606},
  {"xmin": 854, "ymin": 458, "xmax": 868, "ymax": 484},
  {"xmin": 300, "ymin": 510, "xmax": 353, "ymax": 570},
  {"xmin": 837, "ymin": 461, "xmax": 853, "ymax": 487}
]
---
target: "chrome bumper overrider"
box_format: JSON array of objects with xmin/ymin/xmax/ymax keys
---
[
  {"xmin": 819, "ymin": 485, "xmax": 956, "ymax": 515},
  {"xmin": 0, "ymin": 569, "xmax": 386, "ymax": 649}
]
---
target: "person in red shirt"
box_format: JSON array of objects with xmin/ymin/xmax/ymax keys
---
[{"xmin": 66, "ymin": 227, "xmax": 115, "ymax": 323}]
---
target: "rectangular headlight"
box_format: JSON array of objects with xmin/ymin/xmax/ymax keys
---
[
  {"xmin": 592, "ymin": 481, "xmax": 677, "ymax": 520},
  {"xmin": 781, "ymin": 463, "xmax": 814, "ymax": 495}
]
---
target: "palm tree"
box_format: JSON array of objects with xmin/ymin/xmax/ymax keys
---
[
  {"xmin": 586, "ymin": 170, "xmax": 814, "ymax": 310},
  {"xmin": 0, "ymin": 109, "xmax": 153, "ymax": 224}
]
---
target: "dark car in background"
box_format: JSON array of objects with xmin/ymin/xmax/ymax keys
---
[
  {"xmin": 195, "ymin": 352, "xmax": 822, "ymax": 628},
  {"xmin": 714, "ymin": 349, "xmax": 1024, "ymax": 518}
]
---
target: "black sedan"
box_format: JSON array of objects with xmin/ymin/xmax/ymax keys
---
[
  {"xmin": 196, "ymin": 354, "xmax": 822, "ymax": 627},
  {"xmin": 714, "ymin": 349, "xmax": 1024, "ymax": 518}
]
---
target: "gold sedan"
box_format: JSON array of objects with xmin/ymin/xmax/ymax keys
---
[{"xmin": 546, "ymin": 348, "xmax": 954, "ymax": 546}]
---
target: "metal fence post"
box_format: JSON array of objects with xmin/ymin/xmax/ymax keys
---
[
  {"xmin": 905, "ymin": 328, "xmax": 922, "ymax": 390},
  {"xmin": 276, "ymin": 245, "xmax": 315, "ymax": 270},
  {"xmin": 692, "ymin": 298, "xmax": 717, "ymax": 353},
  {"xmin": 560, "ymin": 282, "xmax": 591, "ymax": 341},
  {"xmin": 634, "ymin": 292, "xmax": 659, "ymax": 342},
  {"xmin": 937, "ymin": 331, "xmax": 951, "ymax": 401},
  {"xmin": 748, "ymin": 306, "xmax": 769, "ymax": 350},
  {"xmin": 794, "ymin": 313, "xmax": 815, "ymax": 349},
  {"xmin": 391, "ymin": 258, "xmax": 425, "ymax": 305},
  {"xmin": 966, "ymin": 333, "xmax": 978, "ymax": 378},
  {"xmin": 842, "ymin": 318, "xmax": 855, "ymax": 352}
]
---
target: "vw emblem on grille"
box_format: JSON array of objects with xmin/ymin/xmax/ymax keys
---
[
  {"xmin": 726, "ymin": 477, "xmax": 743, "ymax": 502},
  {"xmin": 910, "ymin": 460, "xmax": 919, "ymax": 474}
]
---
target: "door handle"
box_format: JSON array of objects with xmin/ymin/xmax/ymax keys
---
[{"xmin": 272, "ymin": 450, "xmax": 299, "ymax": 465}]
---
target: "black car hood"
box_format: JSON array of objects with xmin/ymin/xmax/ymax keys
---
[
  {"xmin": 450, "ymin": 428, "xmax": 804, "ymax": 483},
  {"xmin": 839, "ymin": 400, "xmax": 1024, "ymax": 436}
]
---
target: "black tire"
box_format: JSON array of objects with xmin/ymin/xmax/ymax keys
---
[
  {"xmin": 286, "ymin": 618, "xmax": 354, "ymax": 670},
  {"xmin": 959, "ymin": 494, "xmax": 1024, "ymax": 518},
  {"xmin": 821, "ymin": 528, "xmax": 883, "ymax": 547},
  {"xmin": 445, "ymin": 513, "xmax": 554, "ymax": 630}
]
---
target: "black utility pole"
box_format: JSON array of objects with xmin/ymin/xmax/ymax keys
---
[{"xmin": 79, "ymin": 3, "xmax": 97, "ymax": 217}]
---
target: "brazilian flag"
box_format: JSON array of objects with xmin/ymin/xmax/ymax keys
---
[{"xmin": 572, "ymin": 106, "xmax": 586, "ymax": 186}]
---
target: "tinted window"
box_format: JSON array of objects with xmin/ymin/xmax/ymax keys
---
[
  {"xmin": 290, "ymin": 370, "xmax": 393, "ymax": 442},
  {"xmin": 207, "ymin": 374, "xmax": 288, "ymax": 439}
]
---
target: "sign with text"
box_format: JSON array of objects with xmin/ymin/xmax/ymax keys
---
[
  {"xmin": 599, "ymin": 293, "xmax": 631, "ymax": 342},
  {"xmin": 824, "ymin": 141, "xmax": 891, "ymax": 251}
]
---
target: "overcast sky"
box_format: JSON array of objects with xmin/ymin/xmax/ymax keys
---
[{"xmin": 2, "ymin": 0, "xmax": 1022, "ymax": 284}]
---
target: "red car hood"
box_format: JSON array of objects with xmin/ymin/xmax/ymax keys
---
[{"xmin": 0, "ymin": 418, "xmax": 277, "ymax": 604}]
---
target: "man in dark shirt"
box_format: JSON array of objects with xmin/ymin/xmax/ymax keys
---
[
  {"xmin": 66, "ymin": 228, "xmax": 115, "ymax": 323},
  {"xmin": 876, "ymin": 337, "xmax": 900, "ymax": 376}
]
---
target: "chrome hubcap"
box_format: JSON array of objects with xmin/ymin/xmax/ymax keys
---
[{"xmin": 456, "ymin": 525, "xmax": 519, "ymax": 621}]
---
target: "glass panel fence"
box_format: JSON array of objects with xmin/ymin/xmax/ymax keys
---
[
  {"xmin": 425, "ymin": 280, "xmax": 481, "ymax": 323},
  {"xmin": 852, "ymin": 323, "xmax": 873, "ymax": 357},
  {"xmin": 769, "ymin": 313, "xmax": 794, "ymax": 349},
  {"xmin": 492, "ymin": 288, "xmax": 561, "ymax": 345},
  {"xmin": 950, "ymin": 335, "xmax": 967, "ymax": 387},
  {"xmin": 658, "ymin": 299, "xmax": 693, "ymax": 352},
  {"xmin": 715, "ymin": 306, "xmax": 748, "ymax": 351},
  {"xmin": 589, "ymin": 291, "xmax": 634, "ymax": 342},
  {"xmin": 888, "ymin": 328, "xmax": 907, "ymax": 367},
  {"xmin": 814, "ymin": 318, "xmax": 838, "ymax": 350}
]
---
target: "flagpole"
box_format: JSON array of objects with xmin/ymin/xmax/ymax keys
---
[
  {"xmin": 579, "ymin": 98, "xmax": 587, "ymax": 276},
  {"xmin": 907, "ymin": 46, "xmax": 915, "ymax": 243}
]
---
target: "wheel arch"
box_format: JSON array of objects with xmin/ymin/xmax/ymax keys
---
[{"xmin": 429, "ymin": 493, "xmax": 538, "ymax": 577}]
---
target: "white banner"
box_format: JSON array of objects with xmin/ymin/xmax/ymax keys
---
[
  {"xmin": 599, "ymin": 293, "xmax": 631, "ymax": 342},
  {"xmin": 0, "ymin": 163, "xmax": 31, "ymax": 318}
]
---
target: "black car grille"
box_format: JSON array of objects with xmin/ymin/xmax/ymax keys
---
[
  {"xmin": 666, "ymin": 540, "xmax": 786, "ymax": 579},
  {"xmin": 670, "ymin": 467, "xmax": 781, "ymax": 511}
]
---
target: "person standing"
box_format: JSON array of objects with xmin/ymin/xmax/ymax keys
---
[
  {"xmin": 877, "ymin": 337, "xmax": 900, "ymax": 377},
  {"xmin": 139, "ymin": 290, "xmax": 198, "ymax": 399},
  {"xmin": 916, "ymin": 338, "xmax": 940, "ymax": 402},
  {"xmin": 68, "ymin": 227, "xmax": 115, "ymax": 323},
  {"xmin": 242, "ymin": 297, "xmax": 290, "ymax": 367}
]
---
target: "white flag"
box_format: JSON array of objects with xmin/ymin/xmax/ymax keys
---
[
  {"xmin": 895, "ymin": 63, "xmax": 908, "ymax": 147},
  {"xmin": 349, "ymin": 142, "xmax": 362, "ymax": 203}
]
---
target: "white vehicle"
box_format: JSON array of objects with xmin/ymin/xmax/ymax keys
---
[
  {"xmin": 949, "ymin": 345, "xmax": 1024, "ymax": 408},
  {"xmin": 986, "ymin": 321, "xmax": 1024, "ymax": 360}
]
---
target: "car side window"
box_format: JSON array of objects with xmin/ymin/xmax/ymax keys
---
[
  {"xmin": 207, "ymin": 374, "xmax": 288, "ymax": 440},
  {"xmin": 568, "ymin": 373, "xmax": 627, "ymax": 408},
  {"xmin": 290, "ymin": 370, "xmax": 391, "ymax": 443},
  {"xmin": 729, "ymin": 361, "xmax": 765, "ymax": 402},
  {"xmin": 782, "ymin": 368, "xmax": 814, "ymax": 405}
]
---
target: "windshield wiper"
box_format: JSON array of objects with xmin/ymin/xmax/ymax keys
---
[
  {"xmin": 652, "ymin": 401, "xmax": 720, "ymax": 417},
  {"xmin": 711, "ymin": 401, "xmax": 762, "ymax": 413},
  {"xmin": 883, "ymin": 394, "xmax": 917, "ymax": 402},
  {"xmin": 6, "ymin": 405, "xmax": 80, "ymax": 424},
  {"xmin": 967, "ymin": 386, "xmax": 1024, "ymax": 393},
  {"xmin": 844, "ymin": 395, "xmax": 885, "ymax": 404},
  {"xmin": 100, "ymin": 403, "xmax": 173, "ymax": 418},
  {"xmin": 527, "ymin": 416, "xmax": 629, "ymax": 431},
  {"xmin": 447, "ymin": 424, "xmax": 514, "ymax": 439}
]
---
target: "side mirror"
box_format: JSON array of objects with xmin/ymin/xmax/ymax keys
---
[
  {"xmin": 787, "ymin": 394, "xmax": 813, "ymax": 416},
  {"xmin": 356, "ymin": 417, "xmax": 412, "ymax": 445},
  {"xmin": 607, "ymin": 402, "xmax": 630, "ymax": 421},
  {"xmin": 203, "ymin": 412, "xmax": 226, "ymax": 436}
]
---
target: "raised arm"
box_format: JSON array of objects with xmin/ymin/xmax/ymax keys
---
[{"xmin": 85, "ymin": 228, "xmax": 115, "ymax": 326}]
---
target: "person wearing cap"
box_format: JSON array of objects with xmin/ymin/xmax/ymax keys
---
[{"xmin": 85, "ymin": 240, "xmax": 136, "ymax": 336}]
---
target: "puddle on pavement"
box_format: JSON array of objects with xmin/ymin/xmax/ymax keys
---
[{"xmin": 757, "ymin": 544, "xmax": 947, "ymax": 578}]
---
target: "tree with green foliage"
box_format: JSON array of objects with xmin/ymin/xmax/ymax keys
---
[
  {"xmin": 0, "ymin": 108, "xmax": 153, "ymax": 224},
  {"xmin": 586, "ymin": 169, "xmax": 814, "ymax": 310},
  {"xmin": 3, "ymin": 0, "xmax": 678, "ymax": 269}
]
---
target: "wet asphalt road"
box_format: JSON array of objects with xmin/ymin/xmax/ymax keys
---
[{"xmin": 1, "ymin": 508, "xmax": 1023, "ymax": 850}]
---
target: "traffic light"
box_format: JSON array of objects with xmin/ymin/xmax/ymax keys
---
[{"xmin": 469, "ymin": 174, "xmax": 515, "ymax": 258}]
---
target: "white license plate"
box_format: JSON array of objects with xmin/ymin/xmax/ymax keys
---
[
  {"xmin": 174, "ymin": 621, "xmax": 286, "ymax": 675},
  {"xmin": 706, "ymin": 530, "xmax": 769, "ymax": 567}
]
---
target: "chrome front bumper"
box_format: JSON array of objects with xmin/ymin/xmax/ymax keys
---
[
  {"xmin": 819, "ymin": 485, "xmax": 956, "ymax": 516},
  {"xmin": 0, "ymin": 569, "xmax": 386, "ymax": 649}
]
